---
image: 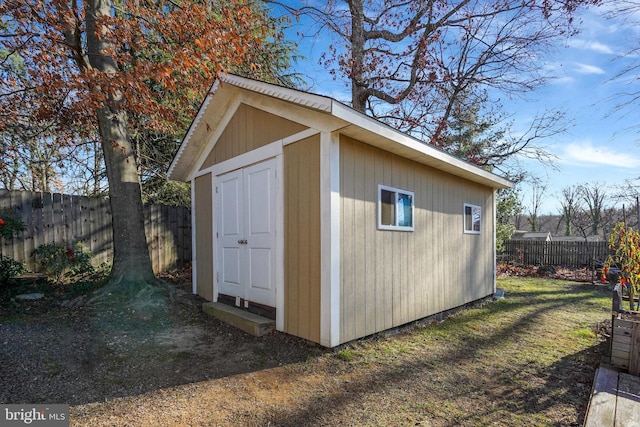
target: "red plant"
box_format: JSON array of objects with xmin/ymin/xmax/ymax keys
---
[
  {"xmin": 603, "ymin": 222, "xmax": 640, "ymax": 310},
  {"xmin": 65, "ymin": 247, "xmax": 76, "ymax": 263}
]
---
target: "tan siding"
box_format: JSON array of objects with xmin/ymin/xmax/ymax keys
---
[
  {"xmin": 341, "ymin": 139, "xmax": 356, "ymax": 341},
  {"xmin": 362, "ymin": 146, "xmax": 377, "ymax": 336},
  {"xmin": 200, "ymin": 104, "xmax": 308, "ymax": 170},
  {"xmin": 284, "ymin": 135, "xmax": 321, "ymax": 343},
  {"xmin": 432, "ymin": 170, "xmax": 446, "ymax": 317},
  {"xmin": 373, "ymin": 151, "xmax": 391, "ymax": 331},
  {"xmin": 194, "ymin": 174, "xmax": 213, "ymax": 301},
  {"xmin": 339, "ymin": 136, "xmax": 495, "ymax": 343}
]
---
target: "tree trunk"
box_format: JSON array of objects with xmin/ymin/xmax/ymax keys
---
[
  {"xmin": 97, "ymin": 108, "xmax": 156, "ymax": 284},
  {"xmin": 349, "ymin": 0, "xmax": 367, "ymax": 113},
  {"xmin": 86, "ymin": 0, "xmax": 156, "ymax": 286}
]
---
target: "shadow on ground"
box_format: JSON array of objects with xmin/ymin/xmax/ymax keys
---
[
  {"xmin": 238, "ymin": 282, "xmax": 611, "ymax": 426},
  {"xmin": 0, "ymin": 280, "xmax": 325, "ymax": 405}
]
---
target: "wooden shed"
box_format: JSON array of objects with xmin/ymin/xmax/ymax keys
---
[{"xmin": 168, "ymin": 74, "xmax": 512, "ymax": 347}]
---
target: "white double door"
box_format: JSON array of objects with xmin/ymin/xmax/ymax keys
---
[{"xmin": 216, "ymin": 158, "xmax": 277, "ymax": 308}]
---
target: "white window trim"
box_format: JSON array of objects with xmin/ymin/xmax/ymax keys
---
[
  {"xmin": 377, "ymin": 184, "xmax": 415, "ymax": 232},
  {"xmin": 464, "ymin": 203, "xmax": 482, "ymax": 234}
]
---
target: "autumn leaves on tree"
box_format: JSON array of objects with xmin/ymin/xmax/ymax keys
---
[{"xmin": 0, "ymin": 0, "xmax": 282, "ymax": 287}]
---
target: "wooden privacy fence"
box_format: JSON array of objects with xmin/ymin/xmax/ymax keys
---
[
  {"xmin": 502, "ymin": 239, "xmax": 612, "ymax": 268},
  {"xmin": 0, "ymin": 189, "xmax": 191, "ymax": 274}
]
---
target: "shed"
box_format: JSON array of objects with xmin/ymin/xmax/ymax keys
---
[
  {"xmin": 511, "ymin": 231, "xmax": 552, "ymax": 241},
  {"xmin": 168, "ymin": 74, "xmax": 512, "ymax": 347},
  {"xmin": 552, "ymin": 235, "xmax": 603, "ymax": 242}
]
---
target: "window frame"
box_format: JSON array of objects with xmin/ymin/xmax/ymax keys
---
[
  {"xmin": 463, "ymin": 203, "xmax": 482, "ymax": 234},
  {"xmin": 377, "ymin": 184, "xmax": 415, "ymax": 232}
]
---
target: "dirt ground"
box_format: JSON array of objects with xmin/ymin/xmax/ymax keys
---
[
  {"xmin": 0, "ymin": 272, "xmax": 324, "ymax": 407},
  {"xmin": 0, "ymin": 269, "xmax": 612, "ymax": 426}
]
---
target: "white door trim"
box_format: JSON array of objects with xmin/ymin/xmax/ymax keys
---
[
  {"xmin": 195, "ymin": 130, "xmax": 320, "ymax": 333},
  {"xmin": 193, "ymin": 129, "xmax": 319, "ymax": 180},
  {"xmin": 212, "ymin": 153, "xmax": 284, "ymax": 332}
]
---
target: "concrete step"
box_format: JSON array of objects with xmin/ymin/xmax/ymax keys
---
[{"xmin": 202, "ymin": 302, "xmax": 275, "ymax": 337}]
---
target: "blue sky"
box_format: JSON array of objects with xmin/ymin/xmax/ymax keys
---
[
  {"xmin": 279, "ymin": 3, "xmax": 640, "ymax": 215},
  {"xmin": 509, "ymin": 5, "xmax": 640, "ymax": 214}
]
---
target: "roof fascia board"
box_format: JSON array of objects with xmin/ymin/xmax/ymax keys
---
[
  {"xmin": 330, "ymin": 101, "xmax": 512, "ymax": 189},
  {"xmin": 188, "ymin": 97, "xmax": 244, "ymax": 180},
  {"xmin": 239, "ymin": 90, "xmax": 348, "ymax": 133},
  {"xmin": 222, "ymin": 74, "xmax": 333, "ymax": 113},
  {"xmin": 167, "ymin": 80, "xmax": 220, "ymax": 180},
  {"xmin": 184, "ymin": 91, "xmax": 340, "ymax": 181},
  {"xmin": 170, "ymin": 74, "xmax": 512, "ymax": 189}
]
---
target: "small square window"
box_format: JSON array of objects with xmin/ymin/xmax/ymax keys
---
[
  {"xmin": 378, "ymin": 185, "xmax": 414, "ymax": 231},
  {"xmin": 464, "ymin": 203, "xmax": 481, "ymax": 234}
]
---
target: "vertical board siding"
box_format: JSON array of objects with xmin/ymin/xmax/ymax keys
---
[
  {"xmin": 200, "ymin": 104, "xmax": 308, "ymax": 170},
  {"xmin": 0, "ymin": 189, "xmax": 191, "ymax": 275},
  {"xmin": 339, "ymin": 137, "xmax": 495, "ymax": 343},
  {"xmin": 283, "ymin": 135, "xmax": 322, "ymax": 343},
  {"xmin": 193, "ymin": 174, "xmax": 213, "ymax": 301}
]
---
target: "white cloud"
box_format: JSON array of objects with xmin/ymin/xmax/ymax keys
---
[
  {"xmin": 559, "ymin": 142, "xmax": 640, "ymax": 168},
  {"xmin": 574, "ymin": 63, "xmax": 606, "ymax": 75},
  {"xmin": 567, "ymin": 39, "xmax": 615, "ymax": 54}
]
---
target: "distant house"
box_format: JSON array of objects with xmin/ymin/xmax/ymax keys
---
[
  {"xmin": 552, "ymin": 235, "xmax": 604, "ymax": 242},
  {"xmin": 511, "ymin": 231, "xmax": 552, "ymax": 241},
  {"xmin": 168, "ymin": 74, "xmax": 512, "ymax": 347}
]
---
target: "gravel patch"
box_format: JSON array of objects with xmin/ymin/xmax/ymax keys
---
[{"xmin": 0, "ymin": 282, "xmax": 321, "ymax": 406}]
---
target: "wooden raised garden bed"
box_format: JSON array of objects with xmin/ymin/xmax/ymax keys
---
[{"xmin": 611, "ymin": 291, "xmax": 640, "ymax": 375}]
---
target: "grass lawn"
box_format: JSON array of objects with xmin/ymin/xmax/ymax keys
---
[{"xmin": 71, "ymin": 277, "xmax": 612, "ymax": 426}]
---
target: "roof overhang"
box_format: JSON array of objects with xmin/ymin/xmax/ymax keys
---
[{"xmin": 168, "ymin": 74, "xmax": 513, "ymax": 190}]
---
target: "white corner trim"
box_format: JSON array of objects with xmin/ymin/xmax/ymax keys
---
[
  {"xmin": 320, "ymin": 131, "xmax": 341, "ymax": 347},
  {"xmin": 190, "ymin": 178, "xmax": 197, "ymax": 295},
  {"xmin": 275, "ymin": 153, "xmax": 285, "ymax": 332},
  {"xmin": 492, "ymin": 190, "xmax": 497, "ymax": 294},
  {"xmin": 211, "ymin": 172, "xmax": 218, "ymax": 303}
]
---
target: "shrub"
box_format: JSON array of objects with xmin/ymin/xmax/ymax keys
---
[
  {"xmin": 32, "ymin": 242, "xmax": 96, "ymax": 284},
  {"xmin": 0, "ymin": 211, "xmax": 27, "ymax": 284},
  {"xmin": 0, "ymin": 210, "xmax": 26, "ymax": 240},
  {"xmin": 0, "ymin": 255, "xmax": 26, "ymax": 285}
]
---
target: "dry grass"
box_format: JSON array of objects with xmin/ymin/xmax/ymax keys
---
[{"xmin": 69, "ymin": 278, "xmax": 612, "ymax": 426}]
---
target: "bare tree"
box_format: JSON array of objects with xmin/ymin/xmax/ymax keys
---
[
  {"xmin": 580, "ymin": 182, "xmax": 608, "ymax": 237},
  {"xmin": 557, "ymin": 185, "xmax": 583, "ymax": 236},
  {"xmin": 612, "ymin": 178, "xmax": 640, "ymax": 229},
  {"xmin": 270, "ymin": 0, "xmax": 597, "ymax": 167},
  {"xmin": 527, "ymin": 178, "xmax": 548, "ymax": 232},
  {"xmin": 603, "ymin": 1, "xmax": 640, "ymax": 134}
]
